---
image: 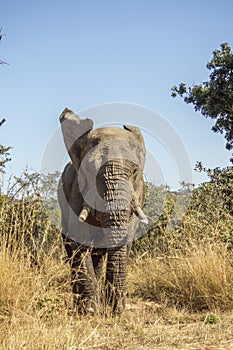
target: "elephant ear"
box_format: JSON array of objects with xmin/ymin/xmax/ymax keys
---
[
  {"xmin": 123, "ymin": 124, "xmax": 146, "ymax": 167},
  {"xmin": 123, "ymin": 125, "xmax": 144, "ymax": 144},
  {"xmin": 59, "ymin": 108, "xmax": 93, "ymax": 169}
]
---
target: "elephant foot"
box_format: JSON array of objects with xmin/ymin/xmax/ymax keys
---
[
  {"xmin": 104, "ymin": 290, "xmax": 126, "ymax": 317},
  {"xmin": 104, "ymin": 303, "xmax": 125, "ymax": 318},
  {"xmin": 111, "ymin": 300, "xmax": 125, "ymax": 317},
  {"xmin": 73, "ymin": 295, "xmax": 100, "ymax": 316}
]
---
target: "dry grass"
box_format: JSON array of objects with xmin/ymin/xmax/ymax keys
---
[
  {"xmin": 1, "ymin": 297, "xmax": 233, "ymax": 349},
  {"xmin": 1, "ymin": 194, "xmax": 233, "ymax": 349},
  {"xmin": 129, "ymin": 241, "xmax": 233, "ymax": 311},
  {"xmin": 0, "ymin": 239, "xmax": 233, "ymax": 349}
]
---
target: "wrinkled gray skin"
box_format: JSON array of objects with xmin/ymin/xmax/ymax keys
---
[{"xmin": 58, "ymin": 108, "xmax": 147, "ymax": 316}]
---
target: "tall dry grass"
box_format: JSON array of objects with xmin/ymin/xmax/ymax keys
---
[
  {"xmin": 0, "ymin": 189, "xmax": 233, "ymax": 349},
  {"xmin": 129, "ymin": 241, "xmax": 233, "ymax": 311}
]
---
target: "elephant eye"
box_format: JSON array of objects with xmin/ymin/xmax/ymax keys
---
[{"xmin": 132, "ymin": 166, "xmax": 139, "ymax": 177}]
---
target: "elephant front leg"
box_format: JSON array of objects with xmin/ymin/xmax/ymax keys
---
[
  {"xmin": 63, "ymin": 237, "xmax": 98, "ymax": 314},
  {"xmin": 105, "ymin": 245, "xmax": 131, "ymax": 316},
  {"xmin": 91, "ymin": 248, "xmax": 107, "ymax": 312}
]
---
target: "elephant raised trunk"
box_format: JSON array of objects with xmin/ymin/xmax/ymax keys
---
[{"xmin": 58, "ymin": 108, "xmax": 147, "ymax": 315}]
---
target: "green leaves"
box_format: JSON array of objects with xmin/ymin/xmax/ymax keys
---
[
  {"xmin": 171, "ymin": 43, "xmax": 233, "ymax": 157},
  {"xmin": 171, "ymin": 82, "xmax": 187, "ymax": 98},
  {"xmin": 133, "ymin": 165, "xmax": 233, "ymax": 256},
  {"xmin": 0, "ymin": 145, "xmax": 12, "ymax": 174}
]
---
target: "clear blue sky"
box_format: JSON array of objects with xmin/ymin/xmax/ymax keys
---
[{"xmin": 1, "ymin": 0, "xmax": 233, "ymax": 189}]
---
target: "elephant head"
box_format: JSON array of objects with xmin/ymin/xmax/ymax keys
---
[
  {"xmin": 58, "ymin": 108, "xmax": 147, "ymax": 315},
  {"xmin": 59, "ymin": 108, "xmax": 147, "ymax": 248}
]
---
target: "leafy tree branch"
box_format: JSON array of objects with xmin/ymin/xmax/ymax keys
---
[{"xmin": 171, "ymin": 43, "xmax": 233, "ymax": 157}]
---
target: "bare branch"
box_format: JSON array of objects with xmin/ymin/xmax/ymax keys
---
[
  {"xmin": 0, "ymin": 118, "xmax": 6, "ymax": 126},
  {"xmin": 0, "ymin": 28, "xmax": 8, "ymax": 65},
  {"xmin": 0, "ymin": 60, "xmax": 9, "ymax": 65}
]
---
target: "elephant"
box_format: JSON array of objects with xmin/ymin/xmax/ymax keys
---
[{"xmin": 58, "ymin": 108, "xmax": 147, "ymax": 316}]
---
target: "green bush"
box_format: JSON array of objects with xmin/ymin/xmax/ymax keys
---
[
  {"xmin": 0, "ymin": 170, "xmax": 62, "ymax": 263},
  {"xmin": 133, "ymin": 165, "xmax": 233, "ymax": 255}
]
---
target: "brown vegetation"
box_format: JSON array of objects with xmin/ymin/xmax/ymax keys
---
[{"xmin": 0, "ymin": 186, "xmax": 233, "ymax": 349}]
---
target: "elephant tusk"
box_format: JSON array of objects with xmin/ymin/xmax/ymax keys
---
[
  {"xmin": 79, "ymin": 207, "xmax": 90, "ymax": 222},
  {"xmin": 135, "ymin": 207, "xmax": 149, "ymax": 225}
]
